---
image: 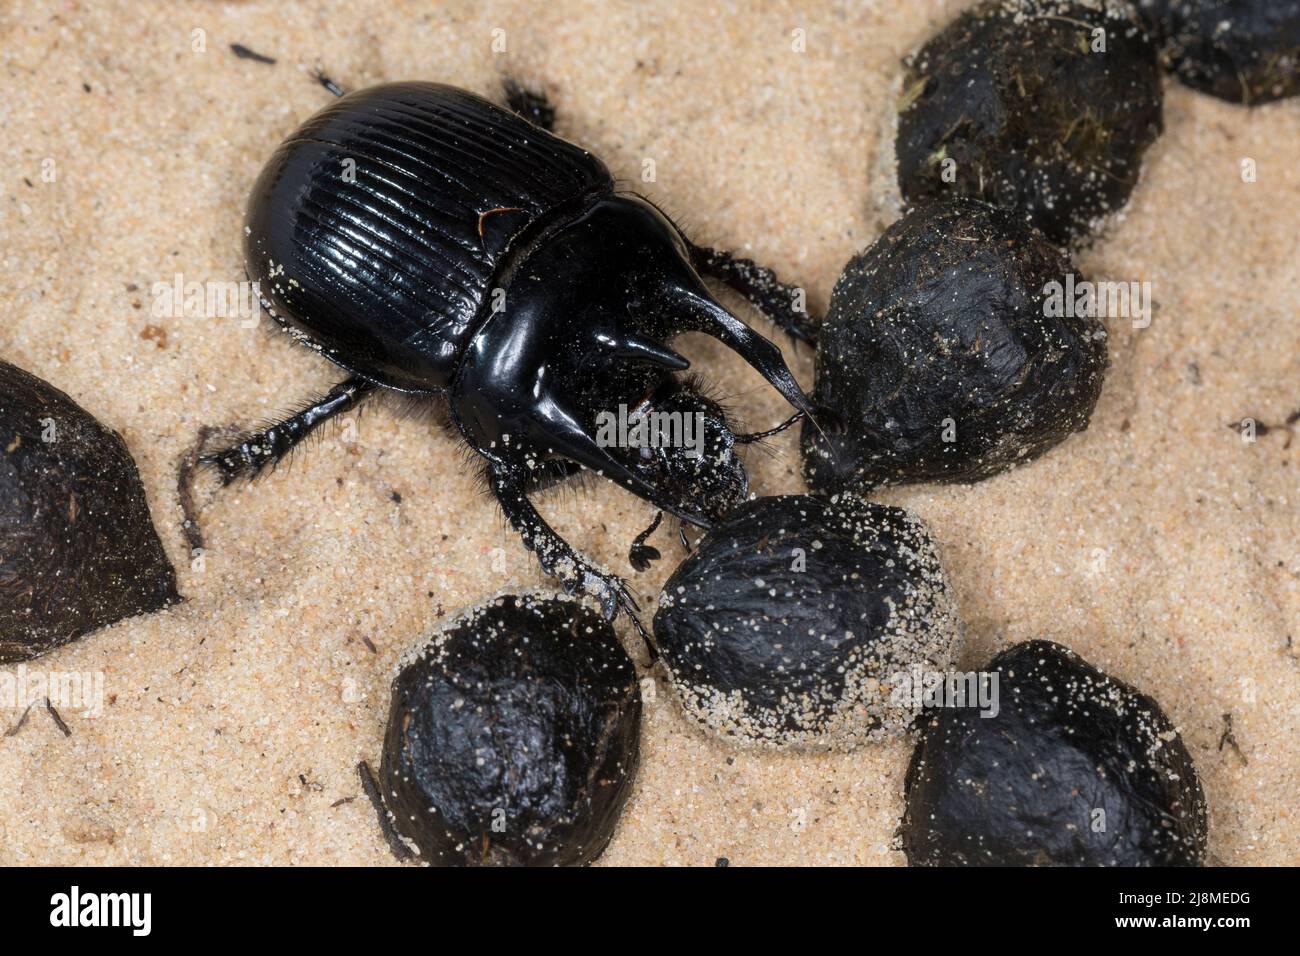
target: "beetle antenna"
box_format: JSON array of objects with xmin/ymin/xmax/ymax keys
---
[{"xmin": 735, "ymin": 410, "xmax": 804, "ymax": 444}]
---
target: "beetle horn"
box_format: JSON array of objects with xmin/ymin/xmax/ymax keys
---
[
  {"xmin": 532, "ymin": 395, "xmax": 714, "ymax": 529},
  {"xmin": 674, "ymin": 286, "xmax": 817, "ymax": 421},
  {"xmin": 608, "ymin": 334, "xmax": 690, "ymax": 371}
]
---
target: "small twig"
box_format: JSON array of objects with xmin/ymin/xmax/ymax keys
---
[
  {"xmin": 356, "ymin": 760, "xmax": 414, "ymax": 861},
  {"xmin": 4, "ymin": 702, "xmax": 36, "ymax": 737},
  {"xmin": 1218, "ymin": 713, "xmax": 1247, "ymax": 767},
  {"xmin": 45, "ymin": 697, "xmax": 72, "ymax": 738},
  {"xmin": 177, "ymin": 425, "xmax": 219, "ymax": 551},
  {"xmin": 230, "ymin": 43, "xmax": 277, "ymax": 65}
]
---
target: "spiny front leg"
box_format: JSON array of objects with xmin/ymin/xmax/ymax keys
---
[
  {"xmin": 203, "ymin": 376, "xmax": 376, "ymax": 484},
  {"xmin": 488, "ymin": 463, "xmax": 637, "ymax": 621},
  {"xmin": 690, "ymin": 242, "xmax": 820, "ymax": 345}
]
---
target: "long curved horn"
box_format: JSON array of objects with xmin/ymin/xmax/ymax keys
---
[
  {"xmin": 531, "ymin": 395, "xmax": 714, "ymax": 529},
  {"xmin": 673, "ymin": 285, "xmax": 816, "ymax": 420}
]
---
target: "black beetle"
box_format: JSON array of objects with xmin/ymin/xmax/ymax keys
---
[{"xmin": 202, "ymin": 76, "xmax": 818, "ymax": 621}]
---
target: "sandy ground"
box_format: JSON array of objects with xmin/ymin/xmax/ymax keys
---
[{"xmin": 0, "ymin": 0, "xmax": 1296, "ymax": 865}]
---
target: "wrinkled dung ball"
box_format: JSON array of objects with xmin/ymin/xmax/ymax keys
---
[
  {"xmin": 901, "ymin": 640, "xmax": 1209, "ymax": 866},
  {"xmin": 1137, "ymin": 0, "xmax": 1300, "ymax": 104},
  {"xmin": 377, "ymin": 593, "xmax": 641, "ymax": 866},
  {"xmin": 896, "ymin": 0, "xmax": 1163, "ymax": 245},
  {"xmin": 653, "ymin": 494, "xmax": 963, "ymax": 748},
  {"xmin": 802, "ymin": 197, "xmax": 1107, "ymax": 494},
  {"xmin": 0, "ymin": 359, "xmax": 178, "ymax": 661}
]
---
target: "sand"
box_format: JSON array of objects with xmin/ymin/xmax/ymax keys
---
[{"xmin": 0, "ymin": 0, "xmax": 1295, "ymax": 865}]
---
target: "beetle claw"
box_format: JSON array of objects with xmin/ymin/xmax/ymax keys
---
[
  {"xmin": 628, "ymin": 509, "xmax": 664, "ymax": 571},
  {"xmin": 199, "ymin": 447, "xmax": 257, "ymax": 485},
  {"xmin": 590, "ymin": 574, "xmax": 620, "ymax": 619},
  {"xmin": 629, "ymin": 543, "xmax": 660, "ymax": 572}
]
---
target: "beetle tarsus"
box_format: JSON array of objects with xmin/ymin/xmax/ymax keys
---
[
  {"xmin": 201, "ymin": 376, "xmax": 375, "ymax": 483},
  {"xmin": 502, "ymin": 79, "xmax": 556, "ymax": 132},
  {"xmin": 313, "ymin": 68, "xmax": 347, "ymax": 98},
  {"xmin": 690, "ymin": 243, "xmax": 820, "ymax": 345},
  {"xmin": 628, "ymin": 511, "xmax": 663, "ymax": 571}
]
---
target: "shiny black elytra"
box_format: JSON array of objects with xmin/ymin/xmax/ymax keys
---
[{"xmin": 203, "ymin": 77, "xmax": 818, "ymax": 621}]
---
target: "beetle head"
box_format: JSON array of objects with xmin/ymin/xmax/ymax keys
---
[
  {"xmin": 452, "ymin": 194, "xmax": 813, "ymax": 529},
  {"xmin": 610, "ymin": 375, "xmax": 748, "ymax": 525}
]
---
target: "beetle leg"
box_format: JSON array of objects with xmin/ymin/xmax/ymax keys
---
[
  {"xmin": 502, "ymin": 80, "xmax": 557, "ymax": 132},
  {"xmin": 488, "ymin": 464, "xmax": 640, "ymax": 622},
  {"xmin": 202, "ymin": 376, "xmax": 376, "ymax": 484},
  {"xmin": 628, "ymin": 510, "xmax": 663, "ymax": 572},
  {"xmin": 313, "ymin": 69, "xmax": 347, "ymax": 98},
  {"xmin": 689, "ymin": 242, "xmax": 820, "ymax": 345}
]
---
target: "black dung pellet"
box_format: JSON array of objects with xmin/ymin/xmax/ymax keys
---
[
  {"xmin": 653, "ymin": 495, "xmax": 963, "ymax": 748},
  {"xmin": 801, "ymin": 197, "xmax": 1107, "ymax": 494},
  {"xmin": 375, "ymin": 593, "xmax": 641, "ymax": 866},
  {"xmin": 895, "ymin": 0, "xmax": 1164, "ymax": 245},
  {"xmin": 0, "ymin": 359, "xmax": 179, "ymax": 661},
  {"xmin": 1137, "ymin": 0, "xmax": 1300, "ymax": 104},
  {"xmin": 901, "ymin": 640, "xmax": 1209, "ymax": 866}
]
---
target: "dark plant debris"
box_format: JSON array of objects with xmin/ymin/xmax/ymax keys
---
[
  {"xmin": 230, "ymin": 43, "xmax": 277, "ymax": 66},
  {"xmin": 4, "ymin": 702, "xmax": 35, "ymax": 738},
  {"xmin": 1218, "ymin": 712, "xmax": 1248, "ymax": 766},
  {"xmin": 45, "ymin": 698, "xmax": 71, "ymax": 738},
  {"xmin": 356, "ymin": 760, "xmax": 414, "ymax": 861}
]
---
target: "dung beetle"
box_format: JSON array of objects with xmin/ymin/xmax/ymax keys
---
[{"xmin": 202, "ymin": 76, "xmax": 818, "ymax": 621}]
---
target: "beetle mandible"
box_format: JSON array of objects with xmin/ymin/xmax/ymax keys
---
[{"xmin": 201, "ymin": 75, "xmax": 819, "ymax": 621}]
